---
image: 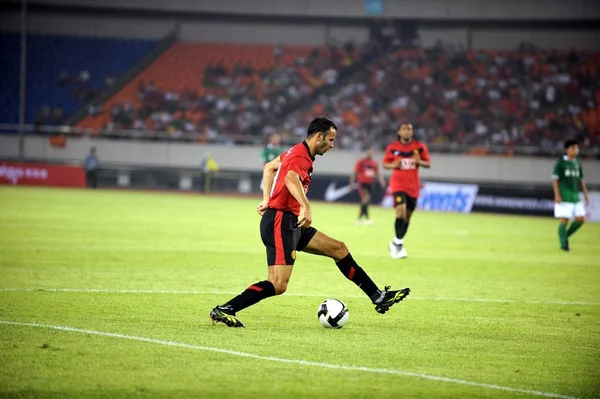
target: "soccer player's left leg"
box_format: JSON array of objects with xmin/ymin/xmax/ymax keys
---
[
  {"xmin": 301, "ymin": 231, "xmax": 410, "ymax": 311},
  {"xmin": 390, "ymin": 193, "xmax": 409, "ymax": 258},
  {"xmin": 301, "ymin": 231, "xmax": 380, "ymax": 301},
  {"xmin": 404, "ymin": 210, "xmax": 413, "ymax": 236},
  {"xmin": 357, "ymin": 186, "xmax": 369, "ymax": 221},
  {"xmin": 394, "ymin": 203, "xmax": 407, "ymax": 242},
  {"xmin": 403, "ymin": 196, "xmax": 418, "ymax": 237},
  {"xmin": 555, "ymin": 202, "xmax": 575, "ymax": 251},
  {"xmin": 567, "ymin": 217, "xmax": 584, "ymax": 237},
  {"xmin": 566, "ymin": 204, "xmax": 585, "ymax": 247},
  {"xmin": 362, "ymin": 190, "xmax": 371, "ymax": 222}
]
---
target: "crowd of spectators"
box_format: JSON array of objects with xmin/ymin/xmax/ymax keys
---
[
  {"xmin": 80, "ymin": 22, "xmax": 600, "ymax": 155},
  {"xmin": 282, "ymin": 41, "xmax": 600, "ymax": 154},
  {"xmin": 101, "ymin": 41, "xmax": 375, "ymax": 142}
]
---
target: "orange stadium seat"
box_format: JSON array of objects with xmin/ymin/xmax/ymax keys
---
[{"xmin": 79, "ymin": 42, "xmax": 313, "ymax": 130}]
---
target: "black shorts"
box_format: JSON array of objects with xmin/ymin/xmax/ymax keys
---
[
  {"xmin": 358, "ymin": 182, "xmax": 373, "ymax": 196},
  {"xmin": 393, "ymin": 191, "xmax": 417, "ymax": 212},
  {"xmin": 260, "ymin": 208, "xmax": 318, "ymax": 266}
]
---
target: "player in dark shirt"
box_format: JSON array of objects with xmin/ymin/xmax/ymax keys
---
[{"xmin": 210, "ymin": 117, "xmax": 411, "ymax": 327}]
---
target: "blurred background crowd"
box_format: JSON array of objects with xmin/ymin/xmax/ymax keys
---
[{"xmin": 1, "ymin": 6, "xmax": 598, "ymax": 156}]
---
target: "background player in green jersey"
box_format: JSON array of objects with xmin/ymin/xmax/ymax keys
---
[
  {"xmin": 552, "ymin": 140, "xmax": 590, "ymax": 251},
  {"xmin": 260, "ymin": 134, "xmax": 285, "ymax": 190},
  {"xmin": 261, "ymin": 134, "xmax": 284, "ymax": 164}
]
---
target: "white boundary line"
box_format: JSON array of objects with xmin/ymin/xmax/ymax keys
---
[
  {"xmin": 0, "ymin": 320, "xmax": 578, "ymax": 399},
  {"xmin": 0, "ymin": 287, "xmax": 598, "ymax": 306}
]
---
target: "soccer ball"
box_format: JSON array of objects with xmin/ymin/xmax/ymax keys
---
[{"xmin": 317, "ymin": 299, "xmax": 349, "ymax": 328}]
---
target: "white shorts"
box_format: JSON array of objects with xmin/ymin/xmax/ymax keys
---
[{"xmin": 554, "ymin": 202, "xmax": 586, "ymax": 219}]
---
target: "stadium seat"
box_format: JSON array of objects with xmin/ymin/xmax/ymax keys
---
[
  {"xmin": 78, "ymin": 42, "xmax": 315, "ymax": 130},
  {"xmin": 0, "ymin": 33, "xmax": 156, "ymax": 125}
]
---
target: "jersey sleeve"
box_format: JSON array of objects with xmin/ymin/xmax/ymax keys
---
[
  {"xmin": 420, "ymin": 143, "xmax": 431, "ymax": 162},
  {"xmin": 383, "ymin": 145, "xmax": 395, "ymax": 164},
  {"xmin": 552, "ymin": 159, "xmax": 561, "ymax": 179},
  {"xmin": 288, "ymin": 155, "xmax": 311, "ymax": 180}
]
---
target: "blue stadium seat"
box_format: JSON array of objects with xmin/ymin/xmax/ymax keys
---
[{"xmin": 0, "ymin": 33, "xmax": 156, "ymax": 125}]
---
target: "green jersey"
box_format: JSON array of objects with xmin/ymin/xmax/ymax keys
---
[
  {"xmin": 552, "ymin": 156, "xmax": 583, "ymax": 203},
  {"xmin": 261, "ymin": 144, "xmax": 284, "ymax": 164}
]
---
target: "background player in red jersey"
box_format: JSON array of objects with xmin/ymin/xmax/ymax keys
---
[
  {"xmin": 350, "ymin": 148, "xmax": 386, "ymax": 225},
  {"xmin": 210, "ymin": 117, "xmax": 410, "ymax": 327},
  {"xmin": 382, "ymin": 122, "xmax": 431, "ymax": 259}
]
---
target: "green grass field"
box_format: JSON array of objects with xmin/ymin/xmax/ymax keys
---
[{"xmin": 0, "ymin": 186, "xmax": 599, "ymax": 398}]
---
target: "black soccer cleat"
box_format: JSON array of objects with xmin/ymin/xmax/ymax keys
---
[
  {"xmin": 210, "ymin": 305, "xmax": 245, "ymax": 328},
  {"xmin": 374, "ymin": 286, "xmax": 411, "ymax": 314},
  {"xmin": 561, "ymin": 239, "xmax": 570, "ymax": 252}
]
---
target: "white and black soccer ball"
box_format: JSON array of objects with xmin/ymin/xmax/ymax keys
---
[{"xmin": 317, "ymin": 299, "xmax": 349, "ymax": 328}]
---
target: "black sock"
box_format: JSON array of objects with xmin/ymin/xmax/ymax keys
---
[
  {"xmin": 336, "ymin": 253, "xmax": 380, "ymax": 302},
  {"xmin": 395, "ymin": 218, "xmax": 406, "ymax": 239},
  {"xmin": 404, "ymin": 221, "xmax": 410, "ymax": 237},
  {"xmin": 223, "ymin": 280, "xmax": 276, "ymax": 313},
  {"xmin": 360, "ymin": 204, "xmax": 368, "ymax": 219}
]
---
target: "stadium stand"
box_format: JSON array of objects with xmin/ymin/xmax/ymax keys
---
[
  {"xmin": 4, "ymin": 25, "xmax": 597, "ymax": 155},
  {"xmin": 286, "ymin": 43, "xmax": 600, "ymax": 153},
  {"xmin": 0, "ymin": 33, "xmax": 156, "ymax": 125},
  {"xmin": 63, "ymin": 28, "xmax": 597, "ymax": 155},
  {"xmin": 77, "ymin": 41, "xmax": 369, "ymax": 141}
]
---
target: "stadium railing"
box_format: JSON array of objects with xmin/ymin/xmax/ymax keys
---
[{"xmin": 0, "ymin": 123, "xmax": 597, "ymax": 158}]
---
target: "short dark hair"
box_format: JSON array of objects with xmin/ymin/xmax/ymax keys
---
[
  {"xmin": 564, "ymin": 139, "xmax": 579, "ymax": 150},
  {"xmin": 307, "ymin": 116, "xmax": 337, "ymax": 138},
  {"xmin": 398, "ymin": 121, "xmax": 412, "ymax": 129}
]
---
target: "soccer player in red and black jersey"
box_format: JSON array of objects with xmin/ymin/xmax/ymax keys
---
[
  {"xmin": 210, "ymin": 117, "xmax": 411, "ymax": 327},
  {"xmin": 350, "ymin": 148, "xmax": 386, "ymax": 225},
  {"xmin": 382, "ymin": 122, "xmax": 431, "ymax": 259}
]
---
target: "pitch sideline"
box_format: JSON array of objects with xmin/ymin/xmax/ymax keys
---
[{"xmin": 0, "ymin": 320, "xmax": 578, "ymax": 399}]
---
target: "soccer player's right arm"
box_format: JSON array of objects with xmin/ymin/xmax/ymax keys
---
[
  {"xmin": 284, "ymin": 158, "xmax": 312, "ymax": 227},
  {"xmin": 285, "ymin": 171, "xmax": 310, "ymax": 209},
  {"xmin": 285, "ymin": 171, "xmax": 312, "ymax": 227}
]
